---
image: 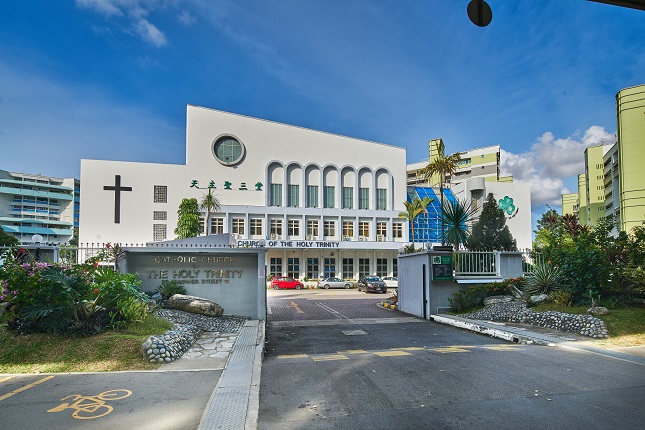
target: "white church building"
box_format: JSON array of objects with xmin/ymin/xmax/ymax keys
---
[{"xmin": 80, "ymin": 105, "xmax": 408, "ymax": 280}]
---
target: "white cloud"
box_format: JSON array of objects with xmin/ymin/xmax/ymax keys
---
[
  {"xmin": 134, "ymin": 18, "xmax": 167, "ymax": 47},
  {"xmin": 178, "ymin": 10, "xmax": 196, "ymax": 26},
  {"xmin": 500, "ymin": 126, "xmax": 616, "ymax": 208},
  {"xmin": 76, "ymin": 0, "xmax": 172, "ymax": 47}
]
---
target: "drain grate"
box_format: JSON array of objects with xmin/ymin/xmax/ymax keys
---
[{"xmin": 342, "ymin": 329, "xmax": 367, "ymax": 336}]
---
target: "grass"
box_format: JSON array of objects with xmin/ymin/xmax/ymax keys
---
[
  {"xmin": 532, "ymin": 303, "xmax": 645, "ymax": 347},
  {"xmin": 0, "ymin": 314, "xmax": 173, "ymax": 374}
]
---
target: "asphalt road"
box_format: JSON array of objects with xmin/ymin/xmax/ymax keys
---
[
  {"xmin": 0, "ymin": 369, "xmax": 220, "ymax": 430},
  {"xmin": 259, "ymin": 290, "xmax": 645, "ymax": 430}
]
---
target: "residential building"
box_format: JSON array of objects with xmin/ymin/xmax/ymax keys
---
[
  {"xmin": 80, "ymin": 105, "xmax": 408, "ymax": 280},
  {"xmin": 561, "ymin": 193, "xmax": 578, "ymax": 217},
  {"xmin": 0, "ymin": 170, "xmax": 77, "ymax": 244}
]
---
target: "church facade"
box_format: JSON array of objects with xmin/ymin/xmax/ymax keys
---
[{"xmin": 80, "ymin": 105, "xmax": 408, "ymax": 280}]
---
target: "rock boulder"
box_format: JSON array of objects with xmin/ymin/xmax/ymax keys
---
[
  {"xmin": 483, "ymin": 295, "xmax": 515, "ymax": 306},
  {"xmin": 168, "ymin": 294, "xmax": 224, "ymax": 317},
  {"xmin": 587, "ymin": 306, "xmax": 609, "ymax": 316}
]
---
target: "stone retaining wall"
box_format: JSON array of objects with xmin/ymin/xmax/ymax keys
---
[{"xmin": 460, "ymin": 301, "xmax": 609, "ymax": 339}]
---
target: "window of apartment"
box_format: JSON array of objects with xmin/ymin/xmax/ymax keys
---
[
  {"xmin": 232, "ymin": 218, "xmax": 245, "ymax": 235},
  {"xmin": 287, "ymin": 258, "xmax": 300, "ymax": 279},
  {"xmin": 288, "ymin": 219, "xmax": 300, "ymax": 236},
  {"xmin": 307, "ymin": 258, "xmax": 320, "ymax": 279},
  {"xmin": 324, "ymin": 258, "xmax": 336, "ymax": 278},
  {"xmin": 393, "ymin": 223, "xmax": 403, "ymax": 239},
  {"xmin": 342, "ymin": 258, "xmax": 354, "ymax": 280},
  {"xmin": 377, "ymin": 188, "xmax": 387, "ymax": 210},
  {"xmin": 270, "ymin": 257, "xmax": 283, "ymax": 277},
  {"xmin": 307, "ymin": 220, "xmax": 319, "ymax": 237},
  {"xmin": 199, "ymin": 218, "xmax": 205, "ymax": 234},
  {"xmin": 270, "ymin": 184, "xmax": 282, "ymax": 207},
  {"xmin": 342, "ymin": 221, "xmax": 354, "ymax": 239},
  {"xmin": 359, "ymin": 221, "xmax": 370, "ymax": 238},
  {"xmin": 376, "ymin": 258, "xmax": 388, "ymax": 277},
  {"xmin": 324, "ymin": 220, "xmax": 335, "ymax": 237},
  {"xmin": 306, "ymin": 185, "xmax": 318, "ymax": 208},
  {"xmin": 324, "ymin": 186, "xmax": 335, "ymax": 208},
  {"xmin": 153, "ymin": 224, "xmax": 167, "ymax": 241},
  {"xmin": 342, "ymin": 187, "xmax": 353, "ymax": 209},
  {"xmin": 377, "ymin": 222, "xmax": 387, "ymax": 239},
  {"xmin": 250, "ymin": 219, "xmax": 262, "ymax": 236},
  {"xmin": 393, "ymin": 259, "xmax": 398, "ymax": 277},
  {"xmin": 288, "ymin": 185, "xmax": 299, "ymax": 207},
  {"xmin": 154, "ymin": 185, "xmax": 167, "ymax": 203},
  {"xmin": 359, "ymin": 258, "xmax": 370, "ymax": 278},
  {"xmin": 359, "ymin": 188, "xmax": 369, "ymax": 209},
  {"xmin": 153, "ymin": 211, "xmax": 167, "ymax": 220},
  {"xmin": 270, "ymin": 219, "xmax": 283, "ymax": 237},
  {"xmin": 211, "ymin": 218, "xmax": 224, "ymax": 234}
]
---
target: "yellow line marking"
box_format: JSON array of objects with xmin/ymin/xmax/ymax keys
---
[
  {"xmin": 311, "ymin": 354, "xmax": 349, "ymax": 361},
  {"xmin": 0, "ymin": 377, "xmax": 14, "ymax": 383},
  {"xmin": 289, "ymin": 301, "xmax": 304, "ymax": 314},
  {"xmin": 0, "ymin": 375, "xmax": 55, "ymax": 402},
  {"xmin": 481, "ymin": 345, "xmax": 524, "ymax": 351},
  {"xmin": 277, "ymin": 354, "xmax": 309, "ymax": 359},
  {"xmin": 430, "ymin": 346, "xmax": 474, "ymax": 353},
  {"xmin": 341, "ymin": 350, "xmax": 370, "ymax": 354},
  {"xmin": 374, "ymin": 350, "xmax": 412, "ymax": 357},
  {"xmin": 392, "ymin": 347, "xmax": 425, "ymax": 351}
]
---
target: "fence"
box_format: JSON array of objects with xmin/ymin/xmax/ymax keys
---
[{"xmin": 453, "ymin": 250, "xmax": 543, "ymax": 279}]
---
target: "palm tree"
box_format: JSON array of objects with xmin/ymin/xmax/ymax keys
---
[
  {"xmin": 398, "ymin": 197, "xmax": 433, "ymax": 247},
  {"xmin": 441, "ymin": 199, "xmax": 477, "ymax": 250},
  {"xmin": 200, "ymin": 188, "xmax": 221, "ymax": 236},
  {"xmin": 175, "ymin": 198, "xmax": 200, "ymax": 239},
  {"xmin": 421, "ymin": 139, "xmax": 462, "ymax": 245}
]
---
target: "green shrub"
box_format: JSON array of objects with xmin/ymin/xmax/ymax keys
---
[
  {"xmin": 523, "ymin": 263, "xmax": 564, "ymax": 296},
  {"xmin": 155, "ymin": 280, "xmax": 187, "ymax": 299},
  {"xmin": 449, "ymin": 278, "xmax": 524, "ymax": 313},
  {"xmin": 549, "ymin": 290, "xmax": 572, "ymax": 306}
]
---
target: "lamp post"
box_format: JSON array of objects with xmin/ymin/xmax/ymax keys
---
[{"xmin": 31, "ymin": 234, "xmax": 43, "ymax": 262}]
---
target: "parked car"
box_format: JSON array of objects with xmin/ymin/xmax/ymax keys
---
[
  {"xmin": 270, "ymin": 276, "xmax": 303, "ymax": 290},
  {"xmin": 357, "ymin": 276, "xmax": 388, "ymax": 293},
  {"xmin": 382, "ymin": 276, "xmax": 398, "ymax": 289},
  {"xmin": 317, "ymin": 277, "xmax": 352, "ymax": 289}
]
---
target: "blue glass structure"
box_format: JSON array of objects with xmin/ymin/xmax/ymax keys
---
[{"xmin": 407, "ymin": 186, "xmax": 457, "ymax": 244}]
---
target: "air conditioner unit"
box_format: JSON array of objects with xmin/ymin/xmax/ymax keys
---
[
  {"xmin": 270, "ymin": 234, "xmax": 278, "ymax": 240},
  {"xmin": 359, "ymin": 236, "xmax": 368, "ymax": 241},
  {"xmin": 377, "ymin": 235, "xmax": 386, "ymax": 242},
  {"xmin": 306, "ymin": 235, "xmax": 313, "ymax": 240},
  {"xmin": 343, "ymin": 236, "xmax": 352, "ymax": 241}
]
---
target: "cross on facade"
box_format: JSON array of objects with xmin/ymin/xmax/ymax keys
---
[{"xmin": 103, "ymin": 175, "xmax": 132, "ymax": 224}]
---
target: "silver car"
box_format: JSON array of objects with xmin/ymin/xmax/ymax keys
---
[{"xmin": 317, "ymin": 277, "xmax": 352, "ymax": 289}]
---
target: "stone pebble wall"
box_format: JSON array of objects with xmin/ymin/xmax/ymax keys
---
[
  {"xmin": 142, "ymin": 309, "xmax": 248, "ymax": 363},
  {"xmin": 460, "ymin": 301, "xmax": 609, "ymax": 339}
]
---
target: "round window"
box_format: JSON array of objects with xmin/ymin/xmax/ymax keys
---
[{"xmin": 213, "ymin": 136, "xmax": 245, "ymax": 166}]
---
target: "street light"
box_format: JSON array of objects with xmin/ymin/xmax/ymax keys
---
[{"xmin": 31, "ymin": 234, "xmax": 43, "ymax": 262}]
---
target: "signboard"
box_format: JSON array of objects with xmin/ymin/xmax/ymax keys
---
[{"xmin": 432, "ymin": 255, "xmax": 453, "ymax": 281}]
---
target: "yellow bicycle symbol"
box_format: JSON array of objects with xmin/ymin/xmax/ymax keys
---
[{"xmin": 47, "ymin": 389, "xmax": 132, "ymax": 420}]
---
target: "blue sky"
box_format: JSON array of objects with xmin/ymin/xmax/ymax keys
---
[{"xmin": 1, "ymin": 1, "xmax": 644, "ymax": 225}]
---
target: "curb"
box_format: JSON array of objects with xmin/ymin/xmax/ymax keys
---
[
  {"xmin": 430, "ymin": 314, "xmax": 542, "ymax": 344},
  {"xmin": 377, "ymin": 302, "xmax": 398, "ymax": 311}
]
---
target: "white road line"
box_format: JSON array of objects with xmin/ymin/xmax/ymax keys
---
[{"xmin": 315, "ymin": 302, "xmax": 354, "ymax": 323}]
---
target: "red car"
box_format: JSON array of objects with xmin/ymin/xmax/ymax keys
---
[{"xmin": 270, "ymin": 276, "xmax": 303, "ymax": 290}]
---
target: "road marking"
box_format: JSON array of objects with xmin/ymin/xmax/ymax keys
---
[
  {"xmin": 481, "ymin": 345, "xmax": 524, "ymax": 351},
  {"xmin": 0, "ymin": 375, "xmax": 55, "ymax": 402},
  {"xmin": 341, "ymin": 349, "xmax": 370, "ymax": 354},
  {"xmin": 0, "ymin": 376, "xmax": 14, "ymax": 383},
  {"xmin": 277, "ymin": 354, "xmax": 309, "ymax": 359},
  {"xmin": 289, "ymin": 301, "xmax": 304, "ymax": 314},
  {"xmin": 392, "ymin": 347, "xmax": 425, "ymax": 351},
  {"xmin": 374, "ymin": 350, "xmax": 412, "ymax": 357},
  {"xmin": 311, "ymin": 354, "xmax": 350, "ymax": 361},
  {"xmin": 315, "ymin": 302, "xmax": 354, "ymax": 322},
  {"xmin": 429, "ymin": 346, "xmax": 475, "ymax": 353},
  {"xmin": 48, "ymin": 389, "xmax": 132, "ymax": 420},
  {"xmin": 267, "ymin": 305, "xmax": 272, "ymax": 315}
]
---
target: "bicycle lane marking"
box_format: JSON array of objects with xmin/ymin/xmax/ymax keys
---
[
  {"xmin": 47, "ymin": 389, "xmax": 132, "ymax": 420},
  {"xmin": 0, "ymin": 375, "xmax": 56, "ymax": 402}
]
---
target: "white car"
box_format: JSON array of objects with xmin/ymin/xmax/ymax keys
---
[{"xmin": 382, "ymin": 276, "xmax": 398, "ymax": 289}]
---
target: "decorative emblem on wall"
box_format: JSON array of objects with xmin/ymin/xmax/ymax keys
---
[
  {"xmin": 103, "ymin": 175, "xmax": 132, "ymax": 224},
  {"xmin": 498, "ymin": 195, "xmax": 519, "ymax": 219}
]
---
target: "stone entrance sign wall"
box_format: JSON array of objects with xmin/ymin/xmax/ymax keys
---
[{"xmin": 122, "ymin": 248, "xmax": 266, "ymax": 320}]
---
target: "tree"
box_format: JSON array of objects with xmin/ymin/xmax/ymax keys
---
[
  {"xmin": 174, "ymin": 198, "xmax": 200, "ymax": 239},
  {"xmin": 441, "ymin": 199, "xmax": 478, "ymax": 250},
  {"xmin": 466, "ymin": 193, "xmax": 517, "ymax": 251},
  {"xmin": 421, "ymin": 139, "xmax": 462, "ymax": 245},
  {"xmin": 0, "ymin": 225, "xmax": 18, "ymax": 246},
  {"xmin": 200, "ymin": 188, "xmax": 221, "ymax": 235},
  {"xmin": 398, "ymin": 197, "xmax": 433, "ymax": 246}
]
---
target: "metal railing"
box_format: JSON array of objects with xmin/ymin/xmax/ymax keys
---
[{"xmin": 453, "ymin": 251, "xmax": 497, "ymax": 276}]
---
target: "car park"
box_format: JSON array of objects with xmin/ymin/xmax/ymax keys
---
[
  {"xmin": 270, "ymin": 276, "xmax": 303, "ymax": 290},
  {"xmin": 356, "ymin": 276, "xmax": 388, "ymax": 293},
  {"xmin": 317, "ymin": 277, "xmax": 352, "ymax": 289}
]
